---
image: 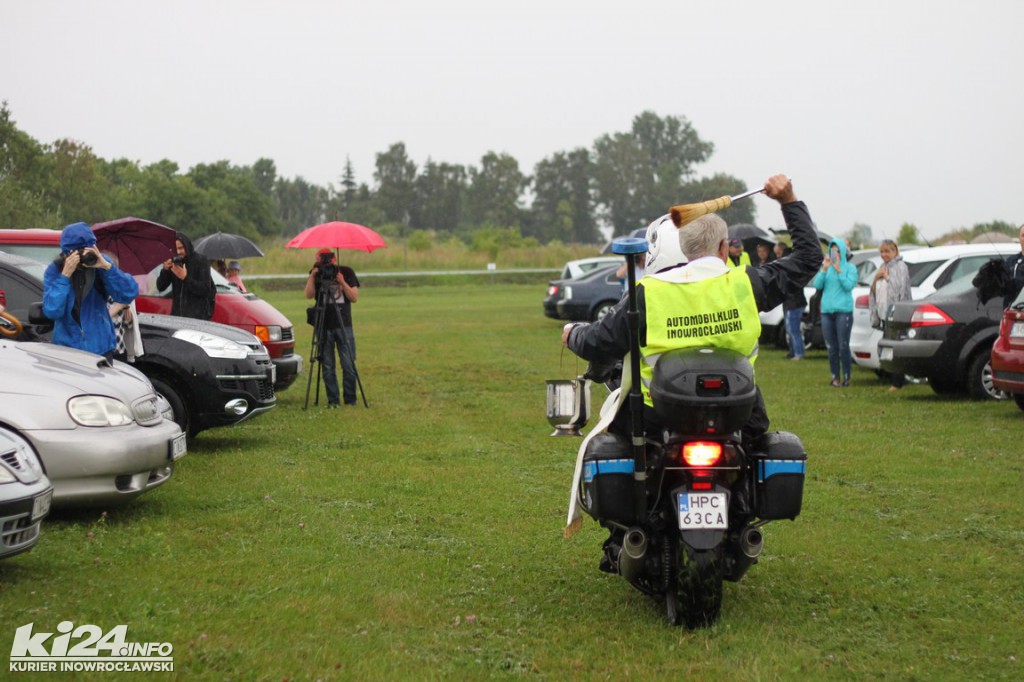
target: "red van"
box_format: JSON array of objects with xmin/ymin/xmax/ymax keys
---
[{"xmin": 0, "ymin": 228, "xmax": 301, "ymax": 391}]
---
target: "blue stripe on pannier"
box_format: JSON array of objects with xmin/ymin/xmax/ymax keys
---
[
  {"xmin": 758, "ymin": 459, "xmax": 806, "ymax": 482},
  {"xmin": 583, "ymin": 459, "xmax": 635, "ymax": 482}
]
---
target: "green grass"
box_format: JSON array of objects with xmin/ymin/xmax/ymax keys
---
[{"xmin": 2, "ymin": 282, "xmax": 1022, "ymax": 680}]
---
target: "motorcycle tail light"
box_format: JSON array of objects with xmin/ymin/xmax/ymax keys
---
[
  {"xmin": 681, "ymin": 441, "xmax": 722, "ymax": 467},
  {"xmin": 910, "ymin": 304, "xmax": 954, "ymax": 327}
]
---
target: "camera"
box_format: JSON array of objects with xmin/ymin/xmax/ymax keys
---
[
  {"xmin": 172, "ymin": 255, "xmax": 186, "ymax": 266},
  {"xmin": 317, "ymin": 252, "xmax": 339, "ymax": 281},
  {"xmin": 54, "ymin": 248, "xmax": 99, "ymax": 270}
]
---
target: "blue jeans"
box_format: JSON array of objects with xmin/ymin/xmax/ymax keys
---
[
  {"xmin": 784, "ymin": 306, "xmax": 804, "ymax": 358},
  {"xmin": 321, "ymin": 326, "xmax": 357, "ymax": 405},
  {"xmin": 821, "ymin": 312, "xmax": 853, "ymax": 382}
]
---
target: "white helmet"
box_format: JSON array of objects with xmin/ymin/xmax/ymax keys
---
[{"xmin": 645, "ymin": 214, "xmax": 687, "ymax": 274}]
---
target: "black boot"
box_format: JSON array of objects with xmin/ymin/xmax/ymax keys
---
[{"xmin": 598, "ymin": 530, "xmax": 624, "ymax": 574}]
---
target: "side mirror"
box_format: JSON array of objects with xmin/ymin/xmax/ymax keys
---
[{"xmin": 28, "ymin": 302, "xmax": 54, "ymax": 332}]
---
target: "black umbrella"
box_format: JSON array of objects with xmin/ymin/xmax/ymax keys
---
[
  {"xmin": 728, "ymin": 223, "xmax": 772, "ymax": 241},
  {"xmin": 194, "ymin": 232, "xmax": 264, "ymax": 259}
]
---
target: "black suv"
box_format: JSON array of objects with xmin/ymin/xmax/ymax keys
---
[{"xmin": 0, "ymin": 252, "xmax": 276, "ymax": 437}]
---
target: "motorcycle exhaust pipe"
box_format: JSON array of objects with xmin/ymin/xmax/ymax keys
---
[
  {"xmin": 727, "ymin": 525, "xmax": 764, "ymax": 583},
  {"xmin": 618, "ymin": 528, "xmax": 648, "ymax": 583},
  {"xmin": 740, "ymin": 525, "xmax": 764, "ymax": 559}
]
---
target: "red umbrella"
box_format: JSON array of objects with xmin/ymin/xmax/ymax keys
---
[
  {"xmin": 92, "ymin": 217, "xmax": 178, "ymax": 275},
  {"xmin": 285, "ymin": 222, "xmax": 387, "ymax": 253}
]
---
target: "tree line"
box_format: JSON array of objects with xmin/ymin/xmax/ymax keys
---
[{"xmin": 0, "ymin": 103, "xmax": 758, "ymax": 246}]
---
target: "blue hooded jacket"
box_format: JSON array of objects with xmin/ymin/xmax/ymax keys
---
[
  {"xmin": 811, "ymin": 238, "xmax": 858, "ymax": 313},
  {"xmin": 42, "ymin": 222, "xmax": 139, "ymax": 355}
]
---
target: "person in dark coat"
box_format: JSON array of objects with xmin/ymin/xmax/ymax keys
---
[
  {"xmin": 156, "ymin": 232, "xmax": 216, "ymax": 320},
  {"xmin": 1006, "ymin": 224, "xmax": 1024, "ymax": 307}
]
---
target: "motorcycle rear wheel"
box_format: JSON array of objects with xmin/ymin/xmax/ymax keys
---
[{"xmin": 677, "ymin": 543, "xmax": 724, "ymax": 629}]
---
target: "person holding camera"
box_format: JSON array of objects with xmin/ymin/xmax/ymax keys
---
[
  {"xmin": 42, "ymin": 222, "xmax": 139, "ymax": 359},
  {"xmin": 304, "ymin": 248, "xmax": 360, "ymax": 407},
  {"xmin": 157, "ymin": 232, "xmax": 216, "ymax": 320}
]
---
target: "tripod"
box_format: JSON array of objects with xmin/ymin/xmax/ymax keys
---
[{"xmin": 303, "ymin": 276, "xmax": 368, "ymax": 410}]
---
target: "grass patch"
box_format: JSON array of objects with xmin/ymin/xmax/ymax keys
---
[{"xmin": 2, "ymin": 283, "xmax": 1022, "ymax": 679}]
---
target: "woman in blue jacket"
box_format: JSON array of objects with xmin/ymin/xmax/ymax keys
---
[
  {"xmin": 812, "ymin": 238, "xmax": 858, "ymax": 386},
  {"xmin": 42, "ymin": 222, "xmax": 138, "ymax": 360}
]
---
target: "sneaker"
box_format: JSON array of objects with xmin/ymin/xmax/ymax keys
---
[
  {"xmin": 327, "ymin": 402, "xmax": 340, "ymax": 409},
  {"xmin": 831, "ymin": 379, "xmax": 841, "ymax": 387}
]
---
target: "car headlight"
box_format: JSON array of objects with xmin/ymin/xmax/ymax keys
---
[
  {"xmin": 255, "ymin": 325, "xmax": 283, "ymax": 343},
  {"xmin": 173, "ymin": 329, "xmax": 250, "ymax": 359},
  {"xmin": 67, "ymin": 396, "xmax": 134, "ymax": 427}
]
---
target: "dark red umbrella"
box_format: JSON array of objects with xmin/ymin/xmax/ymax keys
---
[
  {"xmin": 92, "ymin": 217, "xmax": 178, "ymax": 275},
  {"xmin": 285, "ymin": 222, "xmax": 387, "ymax": 253}
]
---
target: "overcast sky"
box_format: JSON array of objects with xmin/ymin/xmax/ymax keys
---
[{"xmin": 2, "ymin": 0, "xmax": 1021, "ymax": 240}]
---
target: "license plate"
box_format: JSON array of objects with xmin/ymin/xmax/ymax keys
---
[
  {"xmin": 1012, "ymin": 321, "xmax": 1024, "ymax": 338},
  {"xmin": 677, "ymin": 492, "xmax": 728, "ymax": 530},
  {"xmin": 169, "ymin": 432, "xmax": 187, "ymax": 461},
  {"xmin": 880, "ymin": 346, "xmax": 893, "ymax": 361},
  {"xmin": 31, "ymin": 489, "xmax": 52, "ymax": 521}
]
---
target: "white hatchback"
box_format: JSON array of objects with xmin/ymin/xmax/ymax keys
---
[{"xmin": 850, "ymin": 243, "xmax": 1019, "ymax": 370}]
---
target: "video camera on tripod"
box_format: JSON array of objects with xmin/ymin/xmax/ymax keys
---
[{"xmin": 316, "ymin": 250, "xmax": 340, "ymax": 282}]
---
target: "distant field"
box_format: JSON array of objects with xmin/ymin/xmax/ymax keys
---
[{"xmin": 2, "ymin": 283, "xmax": 1021, "ymax": 680}]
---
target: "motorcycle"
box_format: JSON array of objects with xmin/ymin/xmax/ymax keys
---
[{"xmin": 565, "ymin": 238, "xmax": 807, "ymax": 628}]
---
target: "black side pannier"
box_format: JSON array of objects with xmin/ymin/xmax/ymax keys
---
[
  {"xmin": 752, "ymin": 431, "xmax": 807, "ymax": 520},
  {"xmin": 579, "ymin": 432, "xmax": 638, "ymax": 524}
]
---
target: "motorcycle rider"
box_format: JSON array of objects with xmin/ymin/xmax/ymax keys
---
[
  {"xmin": 561, "ymin": 175, "xmax": 819, "ymax": 566},
  {"xmin": 563, "ymin": 174, "xmax": 818, "ymax": 439}
]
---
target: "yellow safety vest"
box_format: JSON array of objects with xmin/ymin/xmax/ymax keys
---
[
  {"xmin": 727, "ymin": 251, "xmax": 751, "ymax": 269},
  {"xmin": 639, "ymin": 270, "xmax": 761, "ymax": 406}
]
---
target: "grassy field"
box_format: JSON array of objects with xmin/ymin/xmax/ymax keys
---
[{"xmin": 2, "ymin": 282, "xmax": 1022, "ymax": 680}]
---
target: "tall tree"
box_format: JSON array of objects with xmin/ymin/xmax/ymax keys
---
[
  {"xmin": 530, "ymin": 148, "xmax": 598, "ymax": 243},
  {"xmin": 897, "ymin": 223, "xmax": 920, "ymax": 245},
  {"xmin": 251, "ymin": 158, "xmax": 277, "ymax": 197},
  {"xmin": 45, "ymin": 139, "xmax": 115, "ymax": 223},
  {"xmin": 339, "ymin": 156, "xmax": 357, "ymax": 212},
  {"xmin": 593, "ymin": 111, "xmax": 714, "ymax": 232},
  {"xmin": 0, "ymin": 102, "xmax": 57, "ymax": 226},
  {"xmin": 415, "ymin": 159, "xmax": 466, "ymax": 233},
  {"xmin": 464, "ymin": 151, "xmax": 528, "ymax": 231},
  {"xmin": 373, "ymin": 142, "xmax": 418, "ymax": 228}
]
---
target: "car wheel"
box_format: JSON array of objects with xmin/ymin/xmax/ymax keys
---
[
  {"xmin": 592, "ymin": 301, "xmax": 616, "ymax": 322},
  {"xmin": 150, "ymin": 377, "xmax": 194, "ymax": 437},
  {"xmin": 1015, "ymin": 393, "xmax": 1024, "ymax": 412},
  {"xmin": 966, "ymin": 351, "xmax": 1010, "ymax": 401}
]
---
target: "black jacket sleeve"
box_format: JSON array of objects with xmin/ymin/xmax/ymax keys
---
[{"xmin": 745, "ymin": 201, "xmax": 821, "ymax": 312}]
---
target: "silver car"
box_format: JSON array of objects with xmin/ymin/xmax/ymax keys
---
[
  {"xmin": 0, "ymin": 428, "xmax": 52, "ymax": 559},
  {"xmin": 0, "ymin": 340, "xmax": 186, "ymax": 508}
]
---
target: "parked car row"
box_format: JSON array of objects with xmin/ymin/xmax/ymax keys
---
[
  {"xmin": 0, "ymin": 225, "xmax": 302, "ymax": 391},
  {"xmin": 851, "ymin": 243, "xmax": 1018, "ymax": 370},
  {"xmin": 0, "ymin": 217, "xmax": 302, "ymax": 559},
  {"xmin": 0, "ymin": 252, "xmax": 277, "ymax": 438}
]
